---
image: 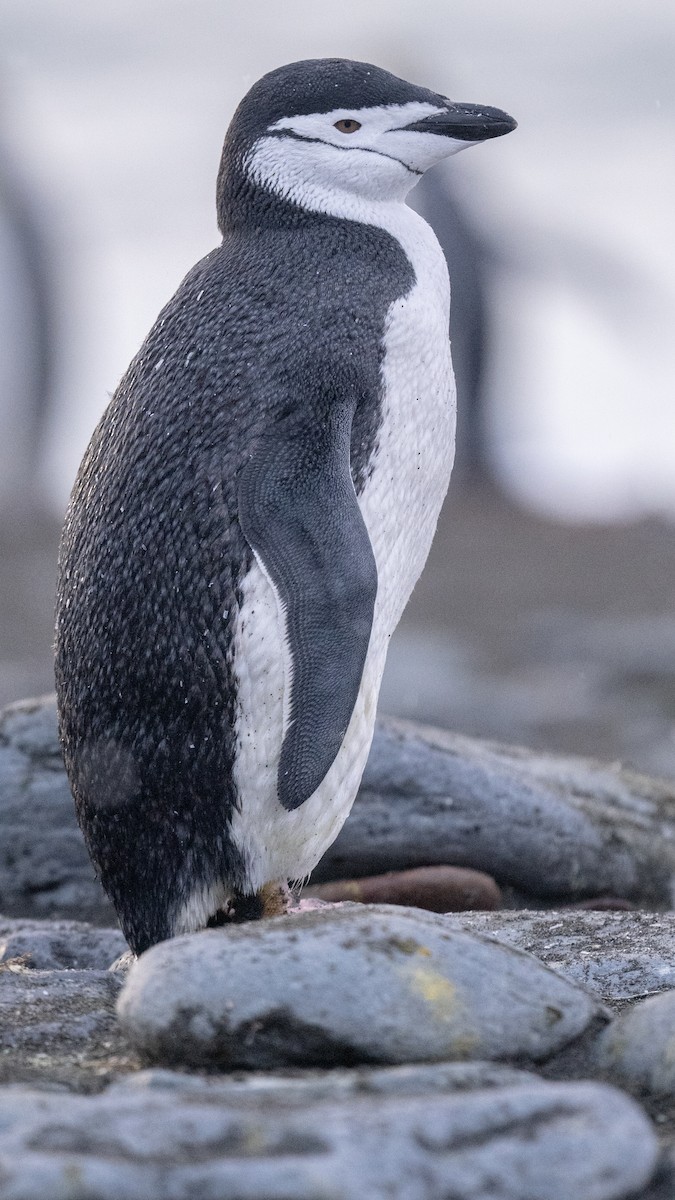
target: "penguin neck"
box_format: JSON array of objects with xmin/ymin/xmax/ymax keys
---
[
  {"xmin": 217, "ymin": 136, "xmax": 434, "ymax": 273},
  {"xmin": 217, "ymin": 149, "xmax": 307, "ymax": 233}
]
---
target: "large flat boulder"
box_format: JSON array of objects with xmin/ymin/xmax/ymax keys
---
[
  {"xmin": 320, "ymin": 717, "xmax": 675, "ymax": 906},
  {"xmin": 2, "ymin": 696, "xmax": 675, "ymax": 922},
  {"xmin": 117, "ymin": 904, "xmax": 606, "ymax": 1070},
  {"xmin": 0, "ymin": 1068, "xmax": 659, "ymax": 1200}
]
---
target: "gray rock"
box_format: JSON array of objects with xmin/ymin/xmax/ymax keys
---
[
  {"xmin": 3, "ymin": 695, "xmax": 675, "ymax": 920},
  {"xmin": 596, "ymin": 990, "xmax": 675, "ymax": 1095},
  {"xmin": 0, "ymin": 695, "xmax": 115, "ymax": 924},
  {"xmin": 110, "ymin": 1059, "xmax": 545, "ymax": 1102},
  {"xmin": 0, "ymin": 1072, "xmax": 658, "ymax": 1200},
  {"xmin": 0, "ymin": 962, "xmax": 137, "ymax": 1090},
  {"xmin": 638, "ymin": 1149, "xmax": 675, "ymax": 1200},
  {"xmin": 441, "ymin": 910, "xmax": 675, "ymax": 1002},
  {"xmin": 118, "ymin": 905, "xmax": 606, "ymax": 1070},
  {"xmin": 0, "ymin": 967, "xmax": 122, "ymax": 1052},
  {"xmin": 0, "ymin": 917, "xmax": 127, "ymax": 969},
  {"xmin": 318, "ymin": 717, "xmax": 675, "ymax": 907}
]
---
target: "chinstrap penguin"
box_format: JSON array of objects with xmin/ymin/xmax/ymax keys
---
[{"xmin": 55, "ymin": 58, "xmax": 515, "ymax": 954}]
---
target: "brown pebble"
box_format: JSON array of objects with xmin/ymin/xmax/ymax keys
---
[{"xmin": 305, "ymin": 865, "xmax": 501, "ymax": 912}]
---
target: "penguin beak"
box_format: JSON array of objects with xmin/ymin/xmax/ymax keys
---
[{"xmin": 402, "ymin": 102, "xmax": 517, "ymax": 142}]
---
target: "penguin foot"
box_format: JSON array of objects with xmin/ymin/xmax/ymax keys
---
[
  {"xmin": 206, "ymin": 892, "xmax": 264, "ymax": 925},
  {"xmin": 258, "ymin": 880, "xmax": 293, "ymax": 917},
  {"xmin": 205, "ymin": 881, "xmax": 292, "ymax": 926}
]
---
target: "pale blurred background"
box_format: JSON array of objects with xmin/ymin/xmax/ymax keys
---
[{"xmin": 1, "ymin": 0, "xmax": 675, "ymax": 775}]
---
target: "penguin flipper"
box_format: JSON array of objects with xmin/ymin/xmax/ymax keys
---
[{"xmin": 238, "ymin": 373, "xmax": 378, "ymax": 811}]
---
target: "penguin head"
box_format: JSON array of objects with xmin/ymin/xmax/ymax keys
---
[{"xmin": 217, "ymin": 59, "xmax": 516, "ymax": 227}]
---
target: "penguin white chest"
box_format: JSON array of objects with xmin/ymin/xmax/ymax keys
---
[
  {"xmin": 360, "ymin": 213, "xmax": 455, "ymax": 633},
  {"xmin": 228, "ymin": 210, "xmax": 454, "ymax": 891}
]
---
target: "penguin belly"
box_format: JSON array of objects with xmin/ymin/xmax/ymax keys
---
[{"xmin": 227, "ymin": 213, "xmax": 455, "ymax": 892}]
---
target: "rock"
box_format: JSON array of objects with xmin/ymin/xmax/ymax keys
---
[
  {"xmin": 0, "ymin": 917, "xmax": 127, "ymax": 970},
  {"xmin": 316, "ymin": 717, "xmax": 675, "ymax": 907},
  {"xmin": 112, "ymin": 1059, "xmax": 545, "ymax": 1101},
  {"xmin": 3, "ymin": 696, "xmax": 675, "ymax": 919},
  {"xmin": 441, "ymin": 910, "xmax": 675, "ymax": 1002},
  {"xmin": 639, "ymin": 1150, "xmax": 675, "ymax": 1200},
  {"xmin": 0, "ymin": 1070, "xmax": 658, "ymax": 1200},
  {"xmin": 596, "ymin": 990, "xmax": 675, "ymax": 1095},
  {"xmin": 117, "ymin": 904, "xmax": 606, "ymax": 1070},
  {"xmin": 306, "ymin": 864, "xmax": 501, "ymax": 911},
  {"xmin": 0, "ymin": 963, "xmax": 137, "ymax": 1089},
  {"xmin": 0, "ymin": 695, "xmax": 115, "ymax": 924},
  {"xmin": 0, "ymin": 968, "xmax": 121, "ymax": 1052}
]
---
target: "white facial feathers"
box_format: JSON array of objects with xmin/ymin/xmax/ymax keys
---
[
  {"xmin": 269, "ymin": 101, "xmax": 445, "ymax": 163},
  {"xmin": 245, "ymin": 100, "xmax": 474, "ymax": 210}
]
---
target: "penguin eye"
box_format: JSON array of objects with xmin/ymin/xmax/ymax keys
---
[{"xmin": 334, "ymin": 118, "xmax": 362, "ymax": 134}]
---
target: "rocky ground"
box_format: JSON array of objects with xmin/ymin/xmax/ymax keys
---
[{"xmin": 1, "ymin": 695, "xmax": 675, "ymax": 1199}]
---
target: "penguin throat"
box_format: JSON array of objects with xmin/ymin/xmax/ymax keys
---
[{"xmin": 243, "ymin": 133, "xmax": 417, "ymax": 221}]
